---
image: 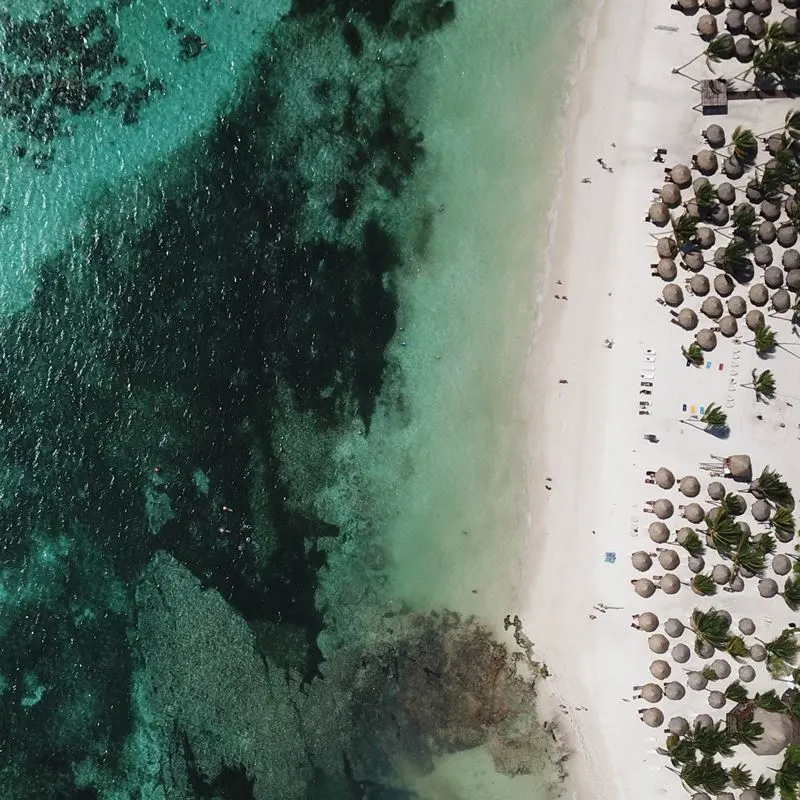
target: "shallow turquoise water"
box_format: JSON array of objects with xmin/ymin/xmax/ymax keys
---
[{"xmin": 0, "ymin": 1, "xmax": 579, "ymax": 797}]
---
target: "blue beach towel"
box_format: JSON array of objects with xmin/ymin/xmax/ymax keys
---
[{"xmin": 604, "ymin": 552, "xmax": 616, "ymax": 564}]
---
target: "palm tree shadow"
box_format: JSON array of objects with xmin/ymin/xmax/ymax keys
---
[{"xmin": 709, "ymin": 426, "xmax": 731, "ymax": 440}]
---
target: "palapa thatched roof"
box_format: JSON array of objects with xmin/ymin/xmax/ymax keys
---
[
  {"xmin": 649, "ymin": 202, "xmax": 669, "ymax": 227},
  {"xmin": 671, "ymin": 164, "xmax": 692, "ymax": 188},
  {"xmin": 665, "ymin": 682, "xmax": 686, "ymax": 701},
  {"xmin": 641, "ymin": 683, "xmax": 663, "ymax": 703},
  {"xmin": 772, "ymin": 288, "xmax": 791, "ymax": 313},
  {"xmin": 631, "ymin": 550, "xmax": 653, "ymax": 571},
  {"xmin": 660, "ymin": 573, "xmax": 681, "ymax": 594},
  {"xmin": 669, "ymin": 717, "xmax": 689, "ymax": 736},
  {"xmin": 658, "ymin": 549, "xmax": 680, "ymax": 570},
  {"xmin": 649, "ymin": 520, "xmax": 670, "ymax": 543},
  {"xmin": 707, "ymin": 481, "xmax": 725, "ymax": 500},
  {"xmin": 710, "ymin": 203, "xmax": 730, "ymax": 226},
  {"xmin": 650, "ymin": 659, "xmax": 671, "ymax": 679},
  {"xmin": 696, "ymin": 226, "xmax": 715, "ymax": 249},
  {"xmin": 688, "ymin": 671, "xmax": 708, "ymax": 691},
  {"xmin": 655, "ymin": 467, "xmax": 675, "ymax": 489},
  {"xmin": 704, "ymin": 123, "xmax": 725, "ymax": 147},
  {"xmin": 695, "ymin": 150, "xmax": 718, "ymax": 174},
  {"xmin": 705, "ymin": 0, "xmax": 725, "ymax": 9},
  {"xmin": 679, "ymin": 475, "xmax": 701, "ymax": 496},
  {"xmin": 649, "ymin": 633, "xmax": 669, "ymax": 653},
  {"xmin": 714, "ymin": 273, "xmax": 734, "ymax": 297},
  {"xmin": 709, "ymin": 690, "xmax": 727, "ymax": 709},
  {"xmin": 752, "ymin": 498, "xmax": 772, "ymax": 521},
  {"xmin": 712, "ymin": 659, "xmax": 731, "ymax": 679},
  {"xmin": 754, "ymin": 244, "xmax": 773, "ymax": 266},
  {"xmin": 672, "ymin": 643, "xmax": 691, "ymax": 663},
  {"xmin": 719, "ymin": 315, "xmax": 738, "ymax": 337},
  {"xmin": 752, "ymin": 0, "xmax": 771, "ymax": 14},
  {"xmin": 654, "ymin": 498, "xmax": 675, "ymax": 519},
  {"xmin": 735, "ymin": 36, "xmax": 756, "ymax": 60},
  {"xmin": 778, "ymin": 223, "xmax": 798, "ymax": 247},
  {"xmin": 712, "ymin": 563, "xmax": 732, "ymax": 584},
  {"xmin": 695, "ymin": 328, "xmax": 717, "ymax": 351},
  {"xmin": 726, "ymin": 9, "xmax": 745, "ymax": 33},
  {"xmin": 657, "ymin": 257, "xmax": 677, "ymax": 281},
  {"xmin": 748, "ymin": 283, "xmax": 769, "ymax": 306},
  {"xmin": 765, "ymin": 265, "xmax": 784, "ymax": 288},
  {"xmin": 723, "ymin": 157, "xmax": 744, "ymax": 180},
  {"xmin": 788, "ymin": 269, "xmax": 800, "ymax": 292},
  {"xmin": 751, "ymin": 643, "xmax": 767, "ymax": 661},
  {"xmin": 683, "ymin": 250, "xmax": 705, "ymax": 272},
  {"xmin": 701, "ymin": 296, "xmax": 723, "ymax": 319},
  {"xmin": 641, "ymin": 708, "xmax": 663, "ymax": 728},
  {"xmin": 745, "ymin": 309, "xmax": 764, "ymax": 330},
  {"xmin": 677, "ymin": 307, "xmax": 699, "ymax": 330},
  {"xmin": 739, "ymin": 665, "xmax": 756, "ymax": 683},
  {"xmin": 758, "ymin": 577, "xmax": 778, "ymax": 598},
  {"xmin": 661, "ymin": 182, "xmax": 681, "ymax": 208},
  {"xmin": 726, "ymin": 454, "xmax": 752, "ymax": 481},
  {"xmin": 698, "ymin": 14, "xmax": 718, "ymax": 37},
  {"xmin": 746, "ymin": 13, "xmax": 767, "ymax": 39},
  {"xmin": 633, "ymin": 578, "xmax": 656, "ymax": 598},
  {"xmin": 758, "ymin": 219, "xmax": 777, "ymax": 243},
  {"xmin": 663, "ymin": 284, "xmax": 683, "ymax": 307},
  {"xmin": 761, "ymin": 198, "xmax": 781, "ymax": 221},
  {"xmin": 683, "ymin": 502, "xmax": 705, "ymax": 523},
  {"xmin": 787, "ymin": 194, "xmax": 798, "ymax": 218},
  {"xmin": 772, "ymin": 554, "xmax": 792, "ymax": 575},
  {"xmin": 784, "ymin": 248, "xmax": 800, "ymax": 270},
  {"xmin": 664, "ymin": 618, "xmax": 684, "ymax": 637},
  {"xmin": 638, "ymin": 611, "xmax": 659, "ymax": 632},
  {"xmin": 715, "ymin": 181, "xmax": 735, "ymax": 206},
  {"xmin": 690, "ymin": 273, "xmax": 710, "ymax": 296},
  {"xmin": 739, "ymin": 617, "xmax": 756, "ymax": 635},
  {"xmin": 657, "ymin": 237, "xmax": 678, "ymax": 258}
]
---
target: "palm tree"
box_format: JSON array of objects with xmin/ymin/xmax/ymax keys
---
[
  {"xmin": 783, "ymin": 576, "xmax": 800, "ymax": 612},
  {"xmin": 700, "ymin": 402, "xmax": 727, "ymax": 431},
  {"xmin": 775, "ymin": 745, "xmax": 800, "ymax": 800},
  {"xmin": 745, "ymin": 368, "xmax": 776, "ymax": 402},
  {"xmin": 675, "ymin": 528, "xmax": 705, "ymax": 557},
  {"xmin": 695, "ymin": 182, "xmax": 718, "ymax": 214},
  {"xmin": 660, "ymin": 734, "xmax": 697, "ymax": 766},
  {"xmin": 755, "ymin": 531, "xmax": 777, "ymax": 557},
  {"xmin": 750, "ymin": 466, "xmax": 794, "ymax": 506},
  {"xmin": 688, "ymin": 720, "xmax": 735, "ymax": 757},
  {"xmin": 730, "ymin": 126, "xmax": 758, "ymax": 164},
  {"xmin": 672, "ymin": 212, "xmax": 698, "ymax": 247},
  {"xmin": 721, "ymin": 492, "xmax": 747, "ymax": 516},
  {"xmin": 786, "ymin": 109, "xmax": 800, "ymax": 141},
  {"xmin": 764, "ymin": 628, "xmax": 800, "ymax": 665},
  {"xmin": 755, "ymin": 689, "xmax": 785, "ymax": 712},
  {"xmin": 705, "ymin": 511, "xmax": 741, "ymax": 557},
  {"xmin": 718, "ymin": 239, "xmax": 753, "ymax": 283},
  {"xmin": 773, "ymin": 506, "xmax": 796, "ymax": 540},
  {"xmin": 752, "ymin": 325, "xmax": 778, "ymax": 357},
  {"xmin": 683, "ymin": 342, "xmax": 704, "ymax": 367},
  {"xmin": 673, "ymin": 34, "xmax": 735, "ymax": 75},
  {"xmin": 726, "ymin": 633, "xmax": 749, "ymax": 659},
  {"xmin": 730, "ymin": 717, "xmax": 764, "ymax": 749},
  {"xmin": 731, "ymin": 540, "xmax": 767, "ymax": 578},
  {"xmin": 730, "ymin": 763, "xmax": 754, "ymax": 789},
  {"xmin": 680, "ymin": 757, "xmax": 730, "ymax": 795},
  {"xmin": 691, "ymin": 572, "xmax": 717, "ymax": 596},
  {"xmin": 753, "ymin": 774, "xmax": 775, "ymax": 798},
  {"xmin": 726, "ymin": 681, "xmax": 750, "ymax": 704},
  {"xmin": 732, "ymin": 203, "xmax": 758, "ymax": 235},
  {"xmin": 690, "ymin": 608, "xmax": 732, "ymax": 651}
]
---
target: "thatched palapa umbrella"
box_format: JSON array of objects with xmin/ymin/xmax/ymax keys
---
[
  {"xmin": 714, "ymin": 273, "xmax": 734, "ymax": 297},
  {"xmin": 650, "ymin": 659, "xmax": 671, "ymax": 679},
  {"xmin": 758, "ymin": 220, "xmax": 777, "ymax": 243},
  {"xmin": 712, "ymin": 658, "xmax": 731, "ymax": 678},
  {"xmin": 765, "ymin": 265, "xmax": 784, "ymax": 288},
  {"xmin": 773, "ymin": 288, "xmax": 791, "ymax": 313},
  {"xmin": 633, "ymin": 578, "xmax": 656, "ymax": 598},
  {"xmin": 698, "ymin": 14, "xmax": 718, "ymax": 37},
  {"xmin": 778, "ymin": 224, "xmax": 798, "ymax": 247},
  {"xmin": 632, "ymin": 551, "xmax": 653, "ymax": 571},
  {"xmin": 661, "ymin": 182, "xmax": 682, "ymax": 208},
  {"xmin": 705, "ymin": 0, "xmax": 726, "ymax": 9},
  {"xmin": 784, "ymin": 249, "xmax": 800, "ymax": 270},
  {"xmin": 712, "ymin": 564, "xmax": 732, "ymax": 584},
  {"xmin": 663, "ymin": 284, "xmax": 684, "ymax": 307},
  {"xmin": 688, "ymin": 671, "xmax": 708, "ymax": 691},
  {"xmin": 695, "ymin": 150, "xmax": 718, "ymax": 175},
  {"xmin": 726, "ymin": 9, "xmax": 746, "ymax": 32},
  {"xmin": 695, "ymin": 328, "xmax": 717, "ymax": 351},
  {"xmin": 767, "ymin": 134, "xmax": 787, "ymax": 157},
  {"xmin": 739, "ymin": 664, "xmax": 756, "ymax": 682},
  {"xmin": 664, "ymin": 681, "xmax": 686, "ymax": 701},
  {"xmin": 773, "ymin": 554, "xmax": 792, "ymax": 575},
  {"xmin": 683, "ymin": 250, "xmax": 705, "ymax": 272},
  {"xmin": 707, "ymin": 481, "xmax": 725, "ymax": 500},
  {"xmin": 649, "ymin": 634, "xmax": 669, "ymax": 654},
  {"xmin": 746, "ymin": 309, "xmax": 765, "ymax": 330},
  {"xmin": 750, "ymin": 643, "xmax": 767, "ymax": 661},
  {"xmin": 649, "ymin": 521, "xmax": 670, "ymax": 543},
  {"xmin": 696, "ymin": 226, "xmax": 715, "ymax": 249},
  {"xmin": 671, "ymin": 164, "xmax": 692, "ymax": 189},
  {"xmin": 658, "ymin": 549, "xmax": 680, "ymax": 570},
  {"xmin": 703, "ymin": 123, "xmax": 725, "ymax": 147},
  {"xmin": 746, "ymin": 13, "xmax": 767, "ymax": 38},
  {"xmin": 638, "ymin": 611, "xmax": 659, "ymax": 632},
  {"xmin": 754, "ymin": 244, "xmax": 774, "ymax": 266},
  {"xmin": 752, "ymin": 0, "xmax": 771, "ymax": 14},
  {"xmin": 659, "ymin": 573, "xmax": 681, "ymax": 594},
  {"xmin": 657, "ymin": 258, "xmax": 677, "ymax": 281},
  {"xmin": 715, "ymin": 182, "xmax": 735, "ymax": 206},
  {"xmin": 731, "ymin": 0, "xmax": 750, "ymax": 10},
  {"xmin": 739, "ymin": 617, "xmax": 756, "ymax": 635},
  {"xmin": 761, "ymin": 198, "xmax": 781, "ymax": 221},
  {"xmin": 701, "ymin": 297, "xmax": 723, "ymax": 319},
  {"xmin": 655, "ymin": 467, "xmax": 675, "ymax": 490},
  {"xmin": 787, "ymin": 269, "xmax": 800, "ymax": 291},
  {"xmin": 649, "ymin": 202, "xmax": 669, "ymax": 227},
  {"xmin": 752, "ymin": 498, "xmax": 772, "ymax": 521},
  {"xmin": 673, "ymin": 643, "xmax": 691, "ymax": 663},
  {"xmin": 690, "ymin": 274, "xmax": 710, "ymax": 296},
  {"xmin": 719, "ymin": 315, "xmax": 738, "ymax": 337},
  {"xmin": 683, "ymin": 502, "xmax": 705, "ymax": 523},
  {"xmin": 679, "ymin": 475, "xmax": 701, "ymax": 497},
  {"xmin": 641, "ymin": 708, "xmax": 664, "ymax": 728},
  {"xmin": 759, "ymin": 577, "xmax": 779, "ymax": 598},
  {"xmin": 730, "ymin": 576, "xmax": 745, "ymax": 594},
  {"xmin": 693, "ymin": 176, "xmax": 710, "ymax": 194},
  {"xmin": 735, "ymin": 36, "xmax": 756, "ymax": 61},
  {"xmin": 664, "ymin": 618, "xmax": 684, "ymax": 637},
  {"xmin": 669, "ymin": 716, "xmax": 690, "ymax": 736},
  {"xmin": 723, "ymin": 157, "xmax": 744, "ymax": 180},
  {"xmin": 677, "ymin": 308, "xmax": 699, "ymax": 330},
  {"xmin": 641, "ymin": 683, "xmax": 663, "ymax": 702},
  {"xmin": 657, "ymin": 237, "xmax": 678, "ymax": 258},
  {"xmin": 710, "ymin": 202, "xmax": 730, "ymax": 226},
  {"xmin": 749, "ymin": 283, "xmax": 769, "ymax": 306},
  {"xmin": 708, "ymin": 690, "xmax": 727, "ymax": 709}
]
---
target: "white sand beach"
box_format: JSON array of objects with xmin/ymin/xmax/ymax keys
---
[{"xmin": 528, "ymin": 0, "xmax": 800, "ymax": 798}]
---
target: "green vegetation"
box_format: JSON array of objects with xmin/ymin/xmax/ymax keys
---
[
  {"xmin": 747, "ymin": 368, "xmax": 776, "ymax": 402},
  {"xmin": 700, "ymin": 402, "xmax": 727, "ymax": 430},
  {"xmin": 682, "ymin": 342, "xmax": 704, "ymax": 367}
]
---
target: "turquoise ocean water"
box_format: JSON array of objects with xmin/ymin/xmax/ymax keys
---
[{"xmin": 0, "ymin": 0, "xmax": 580, "ymax": 797}]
